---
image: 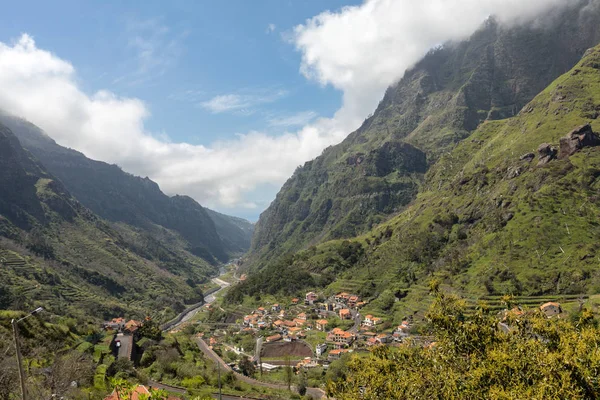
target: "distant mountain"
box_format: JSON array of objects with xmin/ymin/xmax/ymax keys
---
[
  {"xmin": 205, "ymin": 208, "xmax": 254, "ymax": 255},
  {"xmin": 0, "ymin": 121, "xmax": 215, "ymax": 321},
  {"xmin": 248, "ymin": 0, "xmax": 600, "ymax": 270},
  {"xmin": 0, "ymin": 112, "xmax": 253, "ymax": 263}
]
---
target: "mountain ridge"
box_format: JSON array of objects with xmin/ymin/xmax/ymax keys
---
[
  {"xmin": 248, "ymin": 0, "xmax": 600, "ymax": 271},
  {"xmin": 0, "ymin": 111, "xmax": 253, "ymax": 263}
]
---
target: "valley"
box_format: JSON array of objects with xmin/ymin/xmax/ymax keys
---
[{"xmin": 4, "ymin": 1, "xmax": 600, "ymax": 399}]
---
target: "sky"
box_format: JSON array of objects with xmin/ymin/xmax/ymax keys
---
[{"xmin": 0, "ymin": 0, "xmax": 572, "ymax": 221}]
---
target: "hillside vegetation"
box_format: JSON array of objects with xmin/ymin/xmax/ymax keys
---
[
  {"xmin": 229, "ymin": 44, "xmax": 600, "ymax": 322},
  {"xmin": 0, "ymin": 122, "xmax": 213, "ymax": 322},
  {"xmin": 0, "ymin": 111, "xmax": 253, "ymax": 264},
  {"xmin": 249, "ymin": 1, "xmax": 600, "ymax": 269}
]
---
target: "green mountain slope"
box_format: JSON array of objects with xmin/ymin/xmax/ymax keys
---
[
  {"xmin": 205, "ymin": 208, "xmax": 254, "ymax": 255},
  {"xmin": 0, "ymin": 122, "xmax": 213, "ymax": 321},
  {"xmin": 228, "ymin": 44, "xmax": 600, "ymax": 319},
  {"xmin": 249, "ymin": 1, "xmax": 600, "ymax": 269},
  {"xmin": 0, "ymin": 112, "xmax": 253, "ymax": 263}
]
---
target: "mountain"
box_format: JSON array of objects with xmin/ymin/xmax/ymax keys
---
[
  {"xmin": 0, "ymin": 112, "xmax": 253, "ymax": 263},
  {"xmin": 205, "ymin": 208, "xmax": 254, "ymax": 255},
  {"xmin": 228, "ymin": 42, "xmax": 600, "ymax": 317},
  {"xmin": 0, "ymin": 121, "xmax": 217, "ymax": 321},
  {"xmin": 249, "ymin": 1, "xmax": 600, "ymax": 269}
]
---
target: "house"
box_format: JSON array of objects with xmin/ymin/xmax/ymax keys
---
[
  {"xmin": 257, "ymin": 321, "xmax": 268, "ymax": 330},
  {"xmin": 362, "ymin": 315, "xmax": 382, "ymax": 327},
  {"xmin": 291, "ymin": 298, "xmax": 299, "ymax": 305},
  {"xmin": 103, "ymin": 317, "xmax": 125, "ymax": 331},
  {"xmin": 104, "ymin": 385, "xmax": 181, "ymax": 400},
  {"xmin": 335, "ymin": 292, "xmax": 351, "ymax": 303},
  {"xmin": 316, "ymin": 343, "xmax": 328, "ymax": 357},
  {"xmin": 316, "ymin": 319, "xmax": 329, "ymax": 331},
  {"xmin": 273, "ymin": 320, "xmax": 284, "ymax": 328},
  {"xmin": 306, "ymin": 292, "xmax": 318, "ymax": 305},
  {"xmin": 366, "ymin": 337, "xmax": 378, "ymax": 347},
  {"xmin": 328, "ymin": 349, "xmax": 350, "ymax": 361},
  {"xmin": 239, "ymin": 274, "xmax": 247, "ymax": 281},
  {"xmin": 257, "ymin": 307, "xmax": 266, "ymax": 315},
  {"xmin": 376, "ymin": 334, "xmax": 392, "ymax": 344},
  {"xmin": 540, "ymin": 302, "xmax": 562, "ymax": 318},
  {"xmin": 283, "ymin": 320, "xmax": 297, "ymax": 328},
  {"xmin": 266, "ymin": 334, "xmax": 282, "ymax": 343},
  {"xmin": 279, "ymin": 310, "xmax": 287, "ymax": 319},
  {"xmin": 124, "ymin": 319, "xmax": 141, "ymax": 333},
  {"xmin": 297, "ymin": 312, "xmax": 307, "ymax": 320},
  {"xmin": 293, "ymin": 318, "xmax": 306, "ymax": 327},
  {"xmin": 339, "ymin": 309, "xmax": 352, "ymax": 320},
  {"xmin": 327, "ymin": 328, "xmax": 355, "ymax": 346},
  {"xmin": 272, "ymin": 304, "xmax": 281, "ymax": 312},
  {"xmin": 348, "ymin": 295, "xmax": 360, "ymax": 307},
  {"xmin": 297, "ymin": 357, "xmax": 318, "ymax": 369}
]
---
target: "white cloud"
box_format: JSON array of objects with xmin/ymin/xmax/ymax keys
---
[
  {"xmin": 267, "ymin": 111, "xmax": 318, "ymax": 128},
  {"xmin": 200, "ymin": 89, "xmax": 288, "ymax": 114},
  {"xmin": 266, "ymin": 23, "xmax": 277, "ymax": 34},
  {"xmin": 0, "ymin": 0, "xmax": 573, "ymax": 215}
]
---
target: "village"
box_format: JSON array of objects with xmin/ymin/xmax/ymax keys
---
[{"xmin": 95, "ymin": 285, "xmax": 569, "ymax": 398}]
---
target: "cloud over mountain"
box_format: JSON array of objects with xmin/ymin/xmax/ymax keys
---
[{"xmin": 0, "ymin": 0, "xmax": 571, "ymax": 214}]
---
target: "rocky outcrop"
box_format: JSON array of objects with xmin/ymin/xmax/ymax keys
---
[
  {"xmin": 537, "ymin": 143, "xmax": 557, "ymax": 166},
  {"xmin": 558, "ymin": 124, "xmax": 600, "ymax": 159}
]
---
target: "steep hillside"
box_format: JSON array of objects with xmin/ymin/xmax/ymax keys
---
[
  {"xmin": 249, "ymin": 1, "xmax": 600, "ymax": 268},
  {"xmin": 228, "ymin": 44, "xmax": 600, "ymax": 320},
  {"xmin": 205, "ymin": 208, "xmax": 254, "ymax": 255},
  {"xmin": 0, "ymin": 112, "xmax": 253, "ymax": 263},
  {"xmin": 0, "ymin": 122, "xmax": 214, "ymax": 321}
]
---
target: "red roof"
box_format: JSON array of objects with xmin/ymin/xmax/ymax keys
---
[{"xmin": 104, "ymin": 385, "xmax": 182, "ymax": 400}]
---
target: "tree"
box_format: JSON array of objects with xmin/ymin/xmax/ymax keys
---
[
  {"xmin": 137, "ymin": 318, "xmax": 162, "ymax": 341},
  {"xmin": 327, "ymin": 290, "xmax": 600, "ymax": 399},
  {"xmin": 239, "ymin": 356, "xmax": 255, "ymax": 377},
  {"xmin": 284, "ymin": 355, "xmax": 293, "ymax": 391}
]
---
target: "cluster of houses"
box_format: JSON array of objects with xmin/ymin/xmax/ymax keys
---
[{"xmin": 102, "ymin": 317, "xmax": 142, "ymax": 333}]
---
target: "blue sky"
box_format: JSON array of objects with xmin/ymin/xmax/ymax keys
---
[
  {"xmin": 0, "ymin": 0, "xmax": 355, "ymax": 144},
  {"xmin": 0, "ymin": 0, "xmax": 563, "ymax": 221}
]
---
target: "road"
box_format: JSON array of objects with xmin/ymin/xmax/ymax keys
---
[
  {"xmin": 164, "ymin": 271, "xmax": 232, "ymax": 332},
  {"xmin": 116, "ymin": 333, "xmax": 133, "ymax": 360},
  {"xmin": 195, "ymin": 337, "xmax": 327, "ymax": 399}
]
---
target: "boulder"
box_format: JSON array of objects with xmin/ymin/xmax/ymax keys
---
[
  {"xmin": 537, "ymin": 143, "xmax": 557, "ymax": 166},
  {"xmin": 558, "ymin": 124, "xmax": 600, "ymax": 159},
  {"xmin": 520, "ymin": 153, "xmax": 535, "ymax": 162}
]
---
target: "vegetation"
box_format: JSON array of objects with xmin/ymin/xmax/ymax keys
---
[
  {"xmin": 328, "ymin": 288, "xmax": 600, "ymax": 399},
  {"xmin": 248, "ymin": 1, "xmax": 600, "ymax": 276},
  {"xmin": 231, "ymin": 44, "xmax": 600, "ymax": 324}
]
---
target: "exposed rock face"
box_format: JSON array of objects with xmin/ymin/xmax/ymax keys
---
[
  {"xmin": 558, "ymin": 124, "xmax": 600, "ymax": 159},
  {"xmin": 537, "ymin": 143, "xmax": 557, "ymax": 166}
]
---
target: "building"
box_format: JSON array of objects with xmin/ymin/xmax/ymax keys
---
[
  {"xmin": 328, "ymin": 328, "xmax": 355, "ymax": 347},
  {"xmin": 335, "ymin": 292, "xmax": 351, "ymax": 303},
  {"xmin": 103, "ymin": 317, "xmax": 125, "ymax": 331},
  {"xmin": 306, "ymin": 292, "xmax": 318, "ymax": 305},
  {"xmin": 316, "ymin": 319, "xmax": 329, "ymax": 331},
  {"xmin": 124, "ymin": 319, "xmax": 141, "ymax": 333},
  {"xmin": 363, "ymin": 315, "xmax": 382, "ymax": 327},
  {"xmin": 376, "ymin": 334, "xmax": 392, "ymax": 344},
  {"xmin": 272, "ymin": 304, "xmax": 281, "ymax": 312},
  {"xmin": 104, "ymin": 385, "xmax": 181, "ymax": 400},
  {"xmin": 316, "ymin": 343, "xmax": 328, "ymax": 357},
  {"xmin": 348, "ymin": 295, "xmax": 361, "ymax": 307},
  {"xmin": 540, "ymin": 302, "xmax": 562, "ymax": 318},
  {"xmin": 297, "ymin": 312, "xmax": 307, "ymax": 320},
  {"xmin": 266, "ymin": 334, "xmax": 282, "ymax": 343},
  {"xmin": 339, "ymin": 309, "xmax": 352, "ymax": 320},
  {"xmin": 328, "ymin": 348, "xmax": 350, "ymax": 361},
  {"xmin": 291, "ymin": 298, "xmax": 299, "ymax": 305}
]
